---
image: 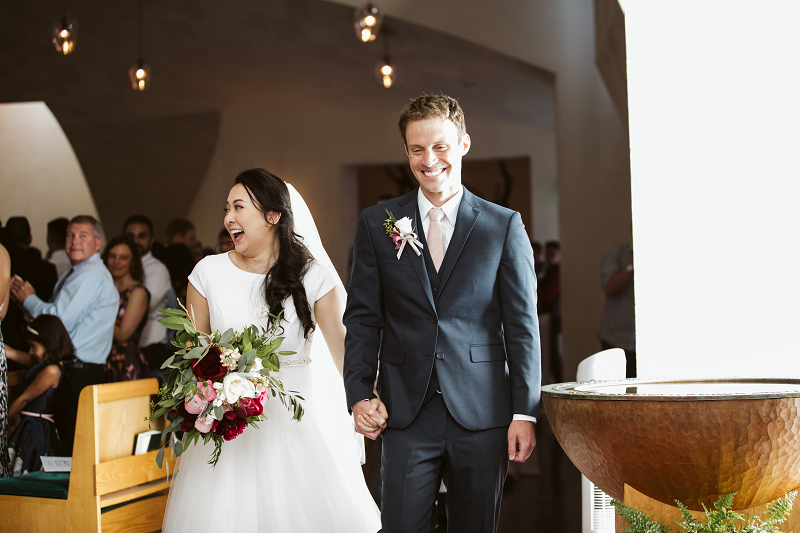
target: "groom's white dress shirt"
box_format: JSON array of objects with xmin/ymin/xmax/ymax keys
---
[{"xmin": 418, "ymin": 188, "xmax": 536, "ymax": 424}]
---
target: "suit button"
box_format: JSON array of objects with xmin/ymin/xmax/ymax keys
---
[
  {"xmin": 436, "ymin": 352, "xmax": 444, "ymax": 360},
  {"xmin": 433, "ymin": 286, "xmax": 439, "ymax": 292},
  {"xmin": 430, "ymin": 317, "xmax": 437, "ymax": 324}
]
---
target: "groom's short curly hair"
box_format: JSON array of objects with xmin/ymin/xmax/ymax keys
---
[{"xmin": 398, "ymin": 94, "xmax": 466, "ymax": 147}]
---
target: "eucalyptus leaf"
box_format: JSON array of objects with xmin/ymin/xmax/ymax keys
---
[
  {"xmin": 156, "ymin": 446, "xmax": 165, "ymax": 468},
  {"xmin": 160, "ymin": 316, "xmax": 192, "ymax": 330},
  {"xmin": 160, "ymin": 355, "xmax": 176, "ymax": 369},
  {"xmin": 174, "ymin": 439, "xmax": 184, "ymax": 457},
  {"xmin": 214, "ymin": 406, "xmax": 224, "ymax": 420},
  {"xmin": 158, "ymin": 308, "xmax": 187, "ymax": 317},
  {"xmin": 277, "ymin": 351, "xmax": 296, "ymax": 356},
  {"xmin": 183, "ymin": 346, "xmax": 206, "ymax": 360},
  {"xmin": 219, "ymin": 328, "xmax": 234, "ymax": 345},
  {"xmin": 199, "ymin": 336, "xmax": 208, "ymax": 347}
]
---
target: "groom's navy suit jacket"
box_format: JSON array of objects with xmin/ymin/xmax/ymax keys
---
[{"xmin": 344, "ymin": 188, "xmax": 541, "ymax": 431}]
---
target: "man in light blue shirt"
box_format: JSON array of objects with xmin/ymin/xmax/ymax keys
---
[{"xmin": 10, "ymin": 215, "xmax": 118, "ymax": 454}]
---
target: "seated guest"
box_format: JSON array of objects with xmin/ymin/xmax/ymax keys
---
[
  {"xmin": 1, "ymin": 217, "xmax": 58, "ymax": 354},
  {"xmin": 216, "ymin": 227, "xmax": 234, "ymax": 254},
  {"xmin": 46, "ymin": 218, "xmax": 71, "ymax": 279},
  {"xmin": 124, "ymin": 215, "xmax": 171, "ymax": 371},
  {"xmin": 10, "ymin": 215, "xmax": 118, "ymax": 455},
  {"xmin": 102, "ymin": 235, "xmax": 150, "ymax": 382},
  {"xmin": 4, "ymin": 315, "xmax": 74, "ymax": 476}
]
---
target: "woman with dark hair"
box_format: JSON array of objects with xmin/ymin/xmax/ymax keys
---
[
  {"xmin": 162, "ymin": 169, "xmax": 382, "ymax": 532},
  {"xmin": 4, "ymin": 314, "xmax": 74, "ymax": 475},
  {"xmin": 102, "ymin": 235, "xmax": 150, "ymax": 382}
]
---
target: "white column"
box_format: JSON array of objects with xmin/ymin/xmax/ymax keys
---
[{"xmin": 621, "ymin": 1, "xmax": 800, "ymax": 378}]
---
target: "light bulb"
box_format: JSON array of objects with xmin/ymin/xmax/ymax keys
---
[
  {"xmin": 52, "ymin": 16, "xmax": 77, "ymax": 55},
  {"xmin": 129, "ymin": 62, "xmax": 151, "ymax": 91},
  {"xmin": 382, "ymin": 75, "xmax": 392, "ymax": 88},
  {"xmin": 376, "ymin": 57, "xmax": 395, "ymax": 88},
  {"xmin": 354, "ymin": 3, "xmax": 382, "ymax": 42},
  {"xmin": 381, "ymin": 64, "xmax": 392, "ymax": 76}
]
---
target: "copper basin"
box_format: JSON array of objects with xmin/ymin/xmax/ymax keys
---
[{"xmin": 542, "ymin": 378, "xmax": 800, "ymax": 510}]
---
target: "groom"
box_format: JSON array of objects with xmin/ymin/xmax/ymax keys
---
[{"xmin": 344, "ymin": 94, "xmax": 541, "ymax": 533}]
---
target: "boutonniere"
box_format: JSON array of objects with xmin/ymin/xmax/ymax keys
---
[{"xmin": 384, "ymin": 209, "xmax": 424, "ymax": 260}]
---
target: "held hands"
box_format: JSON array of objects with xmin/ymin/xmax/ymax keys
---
[
  {"xmin": 507, "ymin": 420, "xmax": 536, "ymax": 463},
  {"xmin": 9, "ymin": 275, "xmax": 35, "ymax": 304},
  {"xmin": 353, "ymin": 389, "xmax": 388, "ymax": 440}
]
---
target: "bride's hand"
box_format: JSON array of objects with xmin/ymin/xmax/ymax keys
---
[{"xmin": 353, "ymin": 393, "xmax": 389, "ymax": 439}]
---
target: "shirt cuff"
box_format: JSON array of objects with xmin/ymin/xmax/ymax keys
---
[
  {"xmin": 22, "ymin": 295, "xmax": 43, "ymax": 316},
  {"xmin": 513, "ymin": 414, "xmax": 537, "ymax": 423}
]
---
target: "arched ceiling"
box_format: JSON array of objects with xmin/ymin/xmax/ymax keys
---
[{"xmin": 0, "ymin": 0, "xmax": 554, "ymax": 238}]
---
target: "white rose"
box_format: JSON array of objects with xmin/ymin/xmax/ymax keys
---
[
  {"xmin": 250, "ymin": 358, "xmax": 264, "ymax": 374},
  {"xmin": 395, "ymin": 216, "xmax": 413, "ymax": 234},
  {"xmin": 222, "ymin": 373, "xmax": 257, "ymax": 404}
]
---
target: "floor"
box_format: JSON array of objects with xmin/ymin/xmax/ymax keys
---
[{"xmin": 361, "ymin": 412, "xmax": 583, "ymax": 533}]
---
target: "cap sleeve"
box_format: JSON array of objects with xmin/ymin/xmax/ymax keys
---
[
  {"xmin": 188, "ymin": 255, "xmax": 212, "ymax": 299},
  {"xmin": 304, "ymin": 260, "xmax": 339, "ymax": 304}
]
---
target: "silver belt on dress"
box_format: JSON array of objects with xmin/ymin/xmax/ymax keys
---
[{"xmin": 280, "ymin": 358, "xmax": 312, "ymax": 367}]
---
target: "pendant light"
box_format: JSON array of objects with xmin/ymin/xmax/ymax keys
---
[
  {"xmin": 374, "ymin": 34, "xmax": 395, "ymax": 88},
  {"xmin": 51, "ymin": 0, "xmax": 77, "ymax": 55},
  {"xmin": 128, "ymin": 0, "xmax": 151, "ymax": 91},
  {"xmin": 354, "ymin": 3, "xmax": 382, "ymax": 42}
]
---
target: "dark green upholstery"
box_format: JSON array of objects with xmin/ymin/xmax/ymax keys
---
[{"xmin": 0, "ymin": 472, "xmax": 70, "ymax": 499}]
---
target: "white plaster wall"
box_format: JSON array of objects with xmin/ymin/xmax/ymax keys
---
[
  {"xmin": 0, "ymin": 102, "xmax": 99, "ymax": 250},
  {"xmin": 187, "ymin": 106, "xmax": 555, "ymax": 280},
  {"xmin": 622, "ymin": 2, "xmax": 800, "ymax": 377}
]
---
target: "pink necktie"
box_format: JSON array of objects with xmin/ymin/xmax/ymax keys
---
[{"xmin": 428, "ymin": 208, "xmax": 445, "ymax": 272}]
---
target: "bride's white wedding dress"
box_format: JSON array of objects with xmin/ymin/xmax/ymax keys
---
[{"xmin": 161, "ymin": 188, "xmax": 381, "ymax": 532}]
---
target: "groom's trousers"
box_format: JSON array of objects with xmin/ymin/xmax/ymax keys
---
[{"xmin": 380, "ymin": 388, "xmax": 509, "ymax": 533}]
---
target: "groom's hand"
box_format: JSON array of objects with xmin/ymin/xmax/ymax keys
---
[
  {"xmin": 353, "ymin": 398, "xmax": 388, "ymax": 440},
  {"xmin": 507, "ymin": 420, "xmax": 536, "ymax": 463}
]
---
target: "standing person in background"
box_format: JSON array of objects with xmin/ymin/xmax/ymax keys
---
[
  {"xmin": 9, "ymin": 215, "xmax": 118, "ymax": 454},
  {"xmin": 0, "ymin": 242, "xmax": 12, "ymax": 477},
  {"xmin": 46, "ymin": 218, "xmax": 71, "ymax": 279},
  {"xmin": 531, "ymin": 240, "xmax": 545, "ymax": 280},
  {"xmin": 102, "ymin": 235, "xmax": 150, "ymax": 382},
  {"xmin": 216, "ymin": 227, "xmax": 234, "ymax": 254},
  {"xmin": 166, "ymin": 218, "xmax": 200, "ymax": 263},
  {"xmin": 598, "ymin": 241, "xmax": 635, "ymax": 377},
  {"xmin": 1, "ymin": 217, "xmax": 58, "ymax": 354},
  {"xmin": 124, "ymin": 215, "xmax": 172, "ymax": 372}
]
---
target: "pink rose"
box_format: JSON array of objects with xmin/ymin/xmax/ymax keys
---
[
  {"xmin": 194, "ymin": 415, "xmax": 214, "ymax": 434},
  {"xmin": 197, "ymin": 380, "xmax": 217, "ymax": 402},
  {"xmin": 184, "ymin": 393, "xmax": 209, "ymax": 415}
]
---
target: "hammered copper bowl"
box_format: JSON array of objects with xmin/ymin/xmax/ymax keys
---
[{"xmin": 542, "ymin": 378, "xmax": 800, "ymax": 511}]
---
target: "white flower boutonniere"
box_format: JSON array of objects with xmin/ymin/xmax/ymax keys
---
[{"xmin": 384, "ymin": 209, "xmax": 424, "ymax": 260}]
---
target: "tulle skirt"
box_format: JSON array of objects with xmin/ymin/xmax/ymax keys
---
[{"xmin": 161, "ymin": 353, "xmax": 381, "ymax": 532}]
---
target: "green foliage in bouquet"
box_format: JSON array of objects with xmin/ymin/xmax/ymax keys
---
[
  {"xmin": 148, "ymin": 301, "xmax": 305, "ymax": 470},
  {"xmin": 611, "ymin": 491, "xmax": 796, "ymax": 533}
]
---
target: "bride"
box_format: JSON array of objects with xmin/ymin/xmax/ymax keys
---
[{"xmin": 162, "ymin": 168, "xmax": 384, "ymax": 532}]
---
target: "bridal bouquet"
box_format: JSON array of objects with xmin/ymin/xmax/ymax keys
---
[{"xmin": 149, "ymin": 303, "xmax": 305, "ymax": 468}]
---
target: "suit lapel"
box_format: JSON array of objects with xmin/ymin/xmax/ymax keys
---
[
  {"xmin": 437, "ymin": 189, "xmax": 480, "ymax": 295},
  {"xmin": 395, "ymin": 190, "xmax": 436, "ymax": 312}
]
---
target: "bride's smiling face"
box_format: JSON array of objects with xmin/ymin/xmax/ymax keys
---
[{"xmin": 224, "ymin": 183, "xmax": 280, "ymax": 255}]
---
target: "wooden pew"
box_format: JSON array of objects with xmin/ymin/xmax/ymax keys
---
[{"xmin": 0, "ymin": 378, "xmax": 174, "ymax": 532}]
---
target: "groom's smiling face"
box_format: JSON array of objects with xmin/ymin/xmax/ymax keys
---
[{"xmin": 405, "ymin": 117, "xmax": 471, "ymax": 206}]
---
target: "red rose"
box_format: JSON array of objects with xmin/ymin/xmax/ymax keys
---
[
  {"xmin": 214, "ymin": 413, "xmax": 248, "ymax": 441},
  {"xmin": 233, "ymin": 396, "xmax": 264, "ymax": 419},
  {"xmin": 192, "ymin": 347, "xmax": 226, "ymax": 381},
  {"xmin": 170, "ymin": 402, "xmax": 197, "ymax": 433}
]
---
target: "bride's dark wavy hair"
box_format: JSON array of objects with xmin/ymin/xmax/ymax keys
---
[{"xmin": 234, "ymin": 168, "xmax": 315, "ymax": 339}]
